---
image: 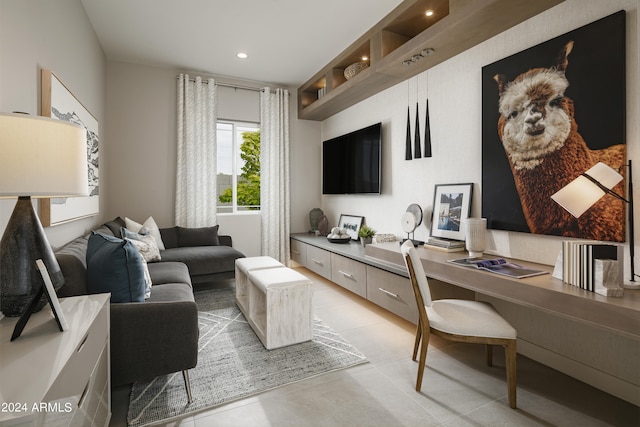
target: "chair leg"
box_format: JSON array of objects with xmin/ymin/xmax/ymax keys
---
[
  {"xmin": 182, "ymin": 370, "xmax": 193, "ymax": 404},
  {"xmin": 486, "ymin": 344, "xmax": 493, "ymax": 367},
  {"xmin": 415, "ymin": 327, "xmax": 430, "ymax": 392},
  {"xmin": 504, "ymin": 340, "xmax": 517, "ymax": 409},
  {"xmin": 412, "ymin": 321, "xmax": 422, "ymax": 361}
]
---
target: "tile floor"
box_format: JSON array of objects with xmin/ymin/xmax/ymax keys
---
[{"xmin": 110, "ymin": 268, "xmax": 639, "ymax": 427}]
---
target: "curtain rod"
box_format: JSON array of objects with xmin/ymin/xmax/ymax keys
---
[{"xmin": 177, "ymin": 76, "xmax": 266, "ymax": 92}]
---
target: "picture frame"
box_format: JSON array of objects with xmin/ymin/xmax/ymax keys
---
[
  {"xmin": 338, "ymin": 214, "xmax": 364, "ymax": 240},
  {"xmin": 430, "ymin": 183, "xmax": 473, "ymax": 241},
  {"xmin": 11, "ymin": 259, "xmax": 68, "ymax": 341},
  {"xmin": 39, "ymin": 69, "xmax": 99, "ymax": 227}
]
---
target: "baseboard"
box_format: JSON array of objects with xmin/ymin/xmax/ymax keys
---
[{"xmin": 518, "ymin": 339, "xmax": 640, "ymax": 406}]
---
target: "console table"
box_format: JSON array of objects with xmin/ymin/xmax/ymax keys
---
[
  {"xmin": 0, "ymin": 294, "xmax": 111, "ymax": 427},
  {"xmin": 290, "ymin": 233, "xmax": 640, "ymax": 405}
]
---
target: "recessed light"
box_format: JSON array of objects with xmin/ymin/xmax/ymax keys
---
[
  {"xmin": 237, "ymin": 52, "xmax": 248, "ymax": 59},
  {"xmin": 425, "ymin": 10, "xmax": 434, "ymax": 17},
  {"xmin": 361, "ymin": 56, "xmax": 368, "ymax": 61}
]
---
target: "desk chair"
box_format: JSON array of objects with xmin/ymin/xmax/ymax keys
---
[{"xmin": 400, "ymin": 240, "xmax": 518, "ymax": 408}]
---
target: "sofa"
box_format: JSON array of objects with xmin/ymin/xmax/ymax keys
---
[{"xmin": 54, "ymin": 217, "xmax": 245, "ymax": 398}]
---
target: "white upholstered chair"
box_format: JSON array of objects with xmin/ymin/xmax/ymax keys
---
[{"xmin": 400, "ymin": 240, "xmax": 518, "ymax": 408}]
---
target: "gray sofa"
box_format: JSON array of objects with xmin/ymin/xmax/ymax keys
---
[{"xmin": 54, "ymin": 219, "xmax": 245, "ymax": 399}]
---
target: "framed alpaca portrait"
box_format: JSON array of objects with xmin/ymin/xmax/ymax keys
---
[{"xmin": 481, "ymin": 11, "xmax": 626, "ymax": 242}]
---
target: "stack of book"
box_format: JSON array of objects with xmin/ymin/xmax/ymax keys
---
[
  {"xmin": 561, "ymin": 240, "xmax": 623, "ymax": 296},
  {"xmin": 424, "ymin": 237, "xmax": 465, "ymax": 252}
]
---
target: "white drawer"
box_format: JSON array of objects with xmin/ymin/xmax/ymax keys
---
[
  {"xmin": 331, "ymin": 253, "xmax": 366, "ymax": 297},
  {"xmin": 306, "ymin": 245, "xmax": 331, "ymax": 279},
  {"xmin": 366, "ymin": 266, "xmax": 417, "ymax": 323},
  {"xmin": 290, "ymin": 239, "xmax": 307, "ymax": 266}
]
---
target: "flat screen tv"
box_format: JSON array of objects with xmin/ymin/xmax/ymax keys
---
[{"xmin": 322, "ymin": 122, "xmax": 382, "ymax": 195}]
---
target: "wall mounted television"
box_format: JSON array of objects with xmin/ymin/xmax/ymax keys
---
[{"xmin": 322, "ymin": 122, "xmax": 382, "ymax": 195}]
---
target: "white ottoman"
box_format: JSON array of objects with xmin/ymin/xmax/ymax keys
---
[
  {"xmin": 235, "ymin": 256, "xmax": 284, "ymax": 315},
  {"xmin": 247, "ymin": 267, "xmax": 313, "ymax": 350}
]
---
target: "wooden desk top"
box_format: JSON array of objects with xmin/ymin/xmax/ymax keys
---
[{"xmin": 364, "ymin": 242, "xmax": 640, "ymax": 340}]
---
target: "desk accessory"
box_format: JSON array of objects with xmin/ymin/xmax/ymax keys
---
[
  {"xmin": 552, "ymin": 161, "xmax": 638, "ymax": 289},
  {"xmin": 401, "ymin": 204, "xmax": 423, "ymax": 246}
]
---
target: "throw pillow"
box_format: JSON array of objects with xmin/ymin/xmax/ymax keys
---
[
  {"xmin": 177, "ymin": 225, "xmax": 220, "ymax": 247},
  {"xmin": 86, "ymin": 232, "xmax": 146, "ymax": 303},
  {"xmin": 125, "ymin": 216, "xmax": 166, "ymax": 250},
  {"xmin": 140, "ymin": 259, "xmax": 152, "ymax": 299},
  {"xmin": 121, "ymin": 227, "xmax": 161, "ymax": 262}
]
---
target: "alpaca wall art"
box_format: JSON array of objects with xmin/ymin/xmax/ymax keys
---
[{"xmin": 481, "ymin": 11, "xmax": 626, "ymax": 242}]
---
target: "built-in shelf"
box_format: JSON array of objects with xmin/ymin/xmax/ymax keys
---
[{"xmin": 297, "ymin": 0, "xmax": 565, "ymax": 121}]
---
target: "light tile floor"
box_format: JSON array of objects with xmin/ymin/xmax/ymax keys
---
[{"xmin": 110, "ymin": 268, "xmax": 639, "ymax": 427}]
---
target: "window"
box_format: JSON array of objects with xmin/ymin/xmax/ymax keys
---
[{"xmin": 217, "ymin": 120, "xmax": 260, "ymax": 213}]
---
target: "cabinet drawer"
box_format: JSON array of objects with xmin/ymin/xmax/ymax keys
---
[
  {"xmin": 46, "ymin": 300, "xmax": 108, "ymax": 402},
  {"xmin": 331, "ymin": 254, "xmax": 366, "ymax": 297},
  {"xmin": 290, "ymin": 239, "xmax": 307, "ymax": 266},
  {"xmin": 366, "ymin": 266, "xmax": 417, "ymax": 323},
  {"xmin": 306, "ymin": 245, "xmax": 331, "ymax": 279}
]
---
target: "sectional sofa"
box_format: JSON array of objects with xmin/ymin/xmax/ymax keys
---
[{"xmin": 54, "ymin": 217, "xmax": 245, "ymax": 397}]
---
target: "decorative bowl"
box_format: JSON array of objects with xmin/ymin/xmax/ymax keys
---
[
  {"xmin": 344, "ymin": 61, "xmax": 369, "ymax": 80},
  {"xmin": 327, "ymin": 236, "xmax": 351, "ymax": 244}
]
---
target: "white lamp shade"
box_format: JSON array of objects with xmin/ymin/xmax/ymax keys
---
[
  {"xmin": 0, "ymin": 113, "xmax": 88, "ymax": 198},
  {"xmin": 551, "ymin": 162, "xmax": 623, "ymax": 218}
]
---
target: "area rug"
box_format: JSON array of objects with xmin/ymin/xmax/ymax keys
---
[{"xmin": 127, "ymin": 287, "xmax": 368, "ymax": 427}]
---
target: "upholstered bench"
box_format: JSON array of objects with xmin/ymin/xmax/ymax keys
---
[
  {"xmin": 237, "ymin": 261, "xmax": 312, "ymax": 350},
  {"xmin": 235, "ymin": 256, "xmax": 284, "ymax": 315}
]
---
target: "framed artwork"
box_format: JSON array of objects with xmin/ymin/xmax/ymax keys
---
[
  {"xmin": 39, "ymin": 69, "xmax": 99, "ymax": 226},
  {"xmin": 481, "ymin": 11, "xmax": 625, "ymax": 242},
  {"xmin": 430, "ymin": 183, "xmax": 473, "ymax": 241},
  {"xmin": 338, "ymin": 214, "xmax": 364, "ymax": 240}
]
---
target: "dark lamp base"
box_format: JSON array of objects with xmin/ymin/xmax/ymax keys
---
[{"xmin": 0, "ymin": 196, "xmax": 64, "ymax": 317}]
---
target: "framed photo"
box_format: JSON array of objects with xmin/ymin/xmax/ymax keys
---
[
  {"xmin": 430, "ymin": 183, "xmax": 473, "ymax": 241},
  {"xmin": 39, "ymin": 69, "xmax": 99, "ymax": 227},
  {"xmin": 338, "ymin": 214, "xmax": 364, "ymax": 240}
]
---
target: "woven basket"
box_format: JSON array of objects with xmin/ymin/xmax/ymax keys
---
[{"xmin": 344, "ymin": 61, "xmax": 369, "ymax": 80}]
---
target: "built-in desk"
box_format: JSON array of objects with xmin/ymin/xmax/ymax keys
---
[{"xmin": 290, "ymin": 234, "xmax": 640, "ymax": 406}]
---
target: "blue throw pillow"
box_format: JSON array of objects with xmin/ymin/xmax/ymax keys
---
[{"xmin": 86, "ymin": 232, "xmax": 146, "ymax": 303}]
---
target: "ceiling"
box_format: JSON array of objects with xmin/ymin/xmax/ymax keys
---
[{"xmin": 80, "ymin": 0, "xmax": 405, "ymax": 87}]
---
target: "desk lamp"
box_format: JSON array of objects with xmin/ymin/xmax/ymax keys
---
[
  {"xmin": 551, "ymin": 161, "xmax": 638, "ymax": 289},
  {"xmin": 0, "ymin": 113, "xmax": 88, "ymax": 316}
]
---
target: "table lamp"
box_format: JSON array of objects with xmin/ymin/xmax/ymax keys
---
[
  {"xmin": 551, "ymin": 161, "xmax": 638, "ymax": 290},
  {"xmin": 0, "ymin": 113, "xmax": 88, "ymax": 317}
]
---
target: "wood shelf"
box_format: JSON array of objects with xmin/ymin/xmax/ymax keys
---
[{"xmin": 298, "ymin": 0, "xmax": 565, "ymax": 121}]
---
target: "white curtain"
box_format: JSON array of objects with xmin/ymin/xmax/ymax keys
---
[
  {"xmin": 176, "ymin": 74, "xmax": 217, "ymax": 227},
  {"xmin": 260, "ymin": 88, "xmax": 290, "ymax": 264}
]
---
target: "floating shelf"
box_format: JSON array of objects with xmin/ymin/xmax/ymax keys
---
[{"xmin": 297, "ymin": 0, "xmax": 565, "ymax": 121}]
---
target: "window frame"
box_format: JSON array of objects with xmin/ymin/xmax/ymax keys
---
[{"xmin": 216, "ymin": 119, "xmax": 261, "ymax": 214}]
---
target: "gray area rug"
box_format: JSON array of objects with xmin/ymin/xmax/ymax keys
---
[{"xmin": 127, "ymin": 287, "xmax": 368, "ymax": 426}]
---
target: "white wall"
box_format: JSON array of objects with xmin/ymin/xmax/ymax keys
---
[
  {"xmin": 0, "ymin": 0, "xmax": 107, "ymax": 248},
  {"xmin": 105, "ymin": 60, "xmax": 320, "ymax": 256},
  {"xmin": 320, "ymin": 0, "xmax": 640, "ymax": 270}
]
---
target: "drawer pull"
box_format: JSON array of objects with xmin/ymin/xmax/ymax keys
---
[
  {"xmin": 312, "ymin": 259, "xmax": 324, "ymax": 266},
  {"xmin": 338, "ymin": 270, "xmax": 354, "ymax": 279},
  {"xmin": 378, "ymin": 287, "xmax": 399, "ymax": 299},
  {"xmin": 78, "ymin": 379, "xmax": 90, "ymax": 408},
  {"xmin": 77, "ymin": 332, "xmax": 89, "ymax": 353},
  {"xmin": 292, "ymin": 250, "xmax": 300, "ymax": 255}
]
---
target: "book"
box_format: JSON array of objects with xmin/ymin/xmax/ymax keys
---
[
  {"xmin": 426, "ymin": 237, "xmax": 465, "ymax": 248},
  {"xmin": 423, "ymin": 243, "xmax": 465, "ymax": 253},
  {"xmin": 447, "ymin": 257, "xmax": 548, "ymax": 279}
]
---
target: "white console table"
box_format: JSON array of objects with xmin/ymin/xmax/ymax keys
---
[
  {"xmin": 0, "ymin": 294, "xmax": 111, "ymax": 427},
  {"xmin": 290, "ymin": 233, "xmax": 640, "ymax": 406}
]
